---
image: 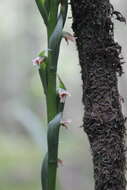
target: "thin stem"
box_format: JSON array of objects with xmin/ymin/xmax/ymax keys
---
[
  {"xmin": 34, "ymin": 1, "xmax": 68, "ymax": 190},
  {"xmin": 48, "ymin": 129, "xmax": 60, "ymax": 190},
  {"xmin": 46, "ymin": 69, "xmax": 57, "ymax": 122},
  {"xmin": 48, "ymin": 1, "xmax": 59, "ymax": 37}
]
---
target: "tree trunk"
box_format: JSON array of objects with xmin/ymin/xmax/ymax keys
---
[{"xmin": 71, "ymin": 0, "xmax": 126, "ymax": 189}]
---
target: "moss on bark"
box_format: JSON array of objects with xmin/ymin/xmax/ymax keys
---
[{"xmin": 71, "ymin": 0, "xmax": 126, "ymax": 189}]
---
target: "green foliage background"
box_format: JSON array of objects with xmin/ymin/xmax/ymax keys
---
[{"xmin": 0, "ymin": 0, "xmax": 127, "ymax": 190}]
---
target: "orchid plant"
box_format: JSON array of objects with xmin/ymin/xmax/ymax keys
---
[{"xmin": 33, "ymin": 0, "xmax": 75, "ymax": 190}]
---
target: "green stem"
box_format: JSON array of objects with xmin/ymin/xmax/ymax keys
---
[
  {"xmin": 48, "ymin": 133, "xmax": 59, "ymax": 190},
  {"xmin": 48, "ymin": 1, "xmax": 59, "ymax": 37},
  {"xmin": 46, "ymin": 69, "xmax": 57, "ymax": 122},
  {"xmin": 34, "ymin": 1, "xmax": 68, "ymax": 190},
  {"xmin": 46, "ymin": 3, "xmax": 60, "ymax": 189},
  {"xmin": 46, "ymin": 0, "xmax": 60, "ymax": 122}
]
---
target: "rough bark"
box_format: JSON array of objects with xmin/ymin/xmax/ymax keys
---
[{"xmin": 71, "ymin": 0, "xmax": 126, "ymax": 190}]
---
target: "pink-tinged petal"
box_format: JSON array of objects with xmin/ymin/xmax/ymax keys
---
[
  {"xmin": 57, "ymin": 159, "xmax": 64, "ymax": 166},
  {"xmin": 63, "ymin": 32, "xmax": 77, "ymax": 45},
  {"xmin": 60, "ymin": 119, "xmax": 72, "ymax": 129},
  {"xmin": 119, "ymin": 95, "xmax": 124, "ymax": 103},
  {"xmin": 57, "ymin": 88, "xmax": 71, "ymax": 103},
  {"xmin": 32, "ymin": 56, "xmax": 45, "ymax": 69}
]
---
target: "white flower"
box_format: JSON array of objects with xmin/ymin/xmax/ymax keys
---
[
  {"xmin": 57, "ymin": 158, "xmax": 63, "ymax": 166},
  {"xmin": 32, "ymin": 56, "xmax": 45, "ymax": 69},
  {"xmin": 63, "ymin": 32, "xmax": 77, "ymax": 45},
  {"xmin": 57, "ymin": 88, "xmax": 71, "ymax": 103},
  {"xmin": 60, "ymin": 119, "xmax": 72, "ymax": 129}
]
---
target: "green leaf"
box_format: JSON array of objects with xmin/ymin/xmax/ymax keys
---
[
  {"xmin": 47, "ymin": 113, "xmax": 62, "ymax": 190},
  {"xmin": 48, "ymin": 13, "xmax": 64, "ymax": 73},
  {"xmin": 38, "ymin": 50, "xmax": 46, "ymax": 57},
  {"xmin": 60, "ymin": 0, "xmax": 68, "ymax": 27},
  {"xmin": 44, "ymin": 0, "xmax": 50, "ymax": 15},
  {"xmin": 56, "ymin": 75, "xmax": 66, "ymax": 112},
  {"xmin": 35, "ymin": 0, "xmax": 48, "ymax": 25},
  {"xmin": 41, "ymin": 113, "xmax": 62, "ymax": 190},
  {"xmin": 37, "ymin": 51, "xmax": 48, "ymax": 95},
  {"xmin": 39, "ymin": 62, "xmax": 47, "ymax": 95},
  {"xmin": 57, "ymin": 74, "xmax": 66, "ymax": 90},
  {"xmin": 48, "ymin": 1, "xmax": 68, "ymax": 70},
  {"xmin": 49, "ymin": 13, "xmax": 63, "ymax": 52},
  {"xmin": 48, "ymin": 112, "xmax": 62, "ymax": 160},
  {"xmin": 41, "ymin": 153, "xmax": 48, "ymax": 190}
]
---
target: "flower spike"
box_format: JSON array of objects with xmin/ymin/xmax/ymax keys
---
[{"xmin": 34, "ymin": 0, "xmax": 69, "ymax": 189}]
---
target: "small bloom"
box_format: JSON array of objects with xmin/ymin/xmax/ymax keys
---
[
  {"xmin": 119, "ymin": 95, "xmax": 124, "ymax": 103},
  {"xmin": 57, "ymin": 158, "xmax": 64, "ymax": 166},
  {"xmin": 63, "ymin": 32, "xmax": 77, "ymax": 45},
  {"xmin": 57, "ymin": 88, "xmax": 71, "ymax": 103},
  {"xmin": 32, "ymin": 56, "xmax": 45, "ymax": 69},
  {"xmin": 60, "ymin": 119, "xmax": 72, "ymax": 129}
]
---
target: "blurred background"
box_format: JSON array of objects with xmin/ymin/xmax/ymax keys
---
[{"xmin": 0, "ymin": 0, "xmax": 127, "ymax": 190}]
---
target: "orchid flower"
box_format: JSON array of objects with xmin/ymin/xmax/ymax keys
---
[{"xmin": 57, "ymin": 88, "xmax": 71, "ymax": 103}]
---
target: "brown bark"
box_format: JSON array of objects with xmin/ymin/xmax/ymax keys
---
[{"xmin": 71, "ymin": 0, "xmax": 126, "ymax": 189}]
